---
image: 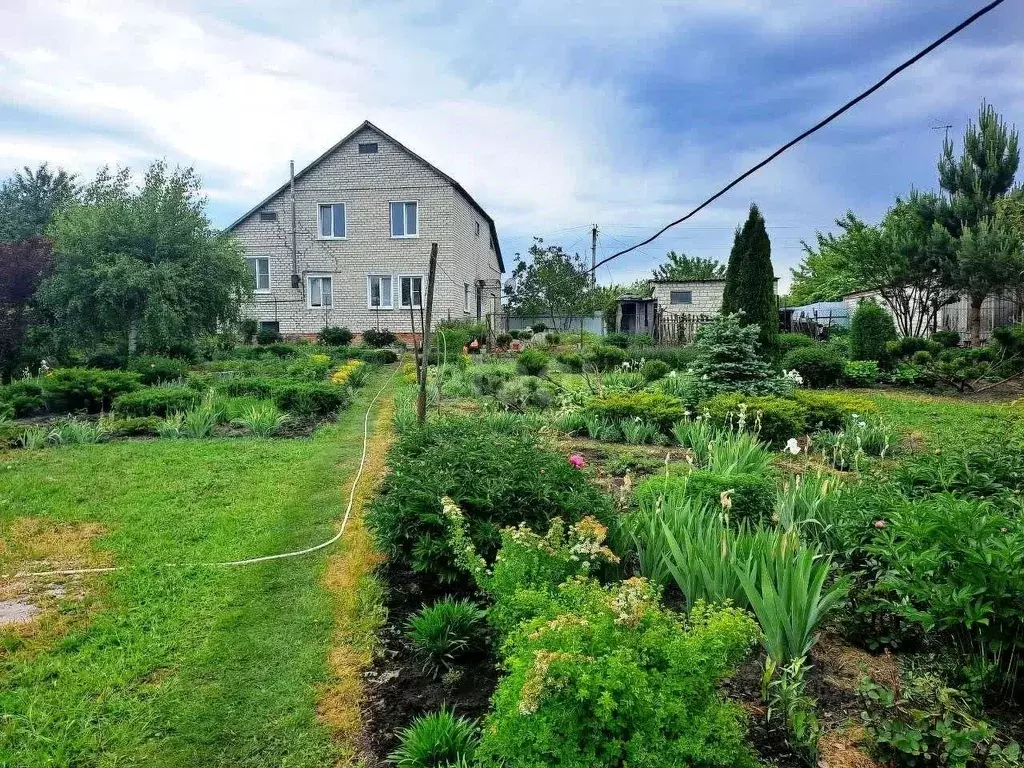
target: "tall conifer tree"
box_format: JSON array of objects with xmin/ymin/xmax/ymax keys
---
[{"xmin": 722, "ymin": 203, "xmax": 778, "ymax": 351}]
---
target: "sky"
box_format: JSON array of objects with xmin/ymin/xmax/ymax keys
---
[{"xmin": 2, "ymin": 0, "xmax": 1023, "ymax": 293}]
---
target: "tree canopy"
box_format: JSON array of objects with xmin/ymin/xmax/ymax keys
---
[
  {"xmin": 651, "ymin": 251, "xmax": 725, "ymax": 281},
  {"xmin": 722, "ymin": 204, "xmax": 778, "ymax": 351},
  {"xmin": 0, "ymin": 237, "xmax": 54, "ymax": 377},
  {"xmin": 0, "ymin": 163, "xmax": 79, "ymax": 242},
  {"xmin": 503, "ymin": 238, "xmax": 605, "ymax": 327},
  {"xmin": 38, "ymin": 162, "xmax": 250, "ymax": 354}
]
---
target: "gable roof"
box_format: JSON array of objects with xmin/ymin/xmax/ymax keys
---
[{"xmin": 225, "ymin": 120, "xmax": 504, "ymax": 272}]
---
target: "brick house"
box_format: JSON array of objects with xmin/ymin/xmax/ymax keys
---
[
  {"xmin": 649, "ymin": 279, "xmax": 728, "ymax": 316},
  {"xmin": 226, "ymin": 121, "xmax": 504, "ymax": 340}
]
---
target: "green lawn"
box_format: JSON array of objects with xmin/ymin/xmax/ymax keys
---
[
  {"xmin": 0, "ymin": 370, "xmax": 393, "ymax": 768},
  {"xmin": 855, "ymin": 389, "xmax": 1016, "ymax": 448}
]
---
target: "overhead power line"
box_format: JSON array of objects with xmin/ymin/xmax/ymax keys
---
[{"xmin": 591, "ymin": 0, "xmax": 1007, "ymax": 274}]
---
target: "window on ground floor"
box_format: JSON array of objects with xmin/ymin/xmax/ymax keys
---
[
  {"xmin": 308, "ymin": 275, "xmax": 333, "ymax": 308},
  {"xmin": 246, "ymin": 256, "xmax": 270, "ymax": 292},
  {"xmin": 367, "ymin": 274, "xmax": 393, "ymax": 309},
  {"xmin": 670, "ymin": 290, "xmax": 693, "ymax": 305},
  {"xmin": 399, "ymin": 275, "xmax": 423, "ymax": 309}
]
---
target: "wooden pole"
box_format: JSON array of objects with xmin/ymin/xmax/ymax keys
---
[{"xmin": 417, "ymin": 243, "xmax": 438, "ymax": 423}]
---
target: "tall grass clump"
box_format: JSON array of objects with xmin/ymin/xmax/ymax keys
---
[
  {"xmin": 233, "ymin": 401, "xmax": 288, "ymax": 438},
  {"xmin": 388, "ymin": 709, "xmax": 479, "ymax": 768},
  {"xmin": 406, "ymin": 597, "xmax": 487, "ymax": 678}
]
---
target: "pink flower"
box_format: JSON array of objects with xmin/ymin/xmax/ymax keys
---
[
  {"xmin": 569, "ymin": 455, "xmax": 586, "ymax": 469},
  {"xmin": 874, "ymin": 520, "xmax": 887, "ymax": 529}
]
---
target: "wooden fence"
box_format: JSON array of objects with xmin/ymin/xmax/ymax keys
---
[{"xmin": 653, "ymin": 313, "xmax": 715, "ymax": 345}]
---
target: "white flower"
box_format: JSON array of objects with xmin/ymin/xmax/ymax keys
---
[{"xmin": 785, "ymin": 437, "xmax": 801, "ymax": 455}]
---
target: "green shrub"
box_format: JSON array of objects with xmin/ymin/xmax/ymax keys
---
[
  {"xmin": 690, "ymin": 314, "xmax": 773, "ymax": 385},
  {"xmin": 388, "ymin": 709, "xmax": 479, "ymax": 768},
  {"xmin": 406, "ymin": 597, "xmax": 487, "ymax": 678},
  {"xmin": 478, "ymin": 579, "xmax": 758, "ymax": 768},
  {"xmin": 367, "ymin": 416, "xmax": 614, "ymax": 582},
  {"xmin": 219, "ymin": 376, "xmax": 277, "ymax": 399},
  {"xmin": 702, "ymin": 393, "xmax": 808, "ymax": 444},
  {"xmin": 516, "ymin": 348, "xmax": 549, "ymax": 376},
  {"xmin": 0, "ymin": 379, "xmax": 44, "ymax": 417},
  {"xmin": 782, "ymin": 345, "xmax": 845, "ymax": 388},
  {"xmin": 850, "ymin": 302, "xmax": 896, "ymax": 362},
  {"xmin": 272, "ymin": 382, "xmax": 351, "ymax": 417},
  {"xmin": 641, "ymin": 359, "xmax": 670, "ymax": 382},
  {"xmin": 362, "ymin": 328, "xmax": 396, "ymax": 348},
  {"xmin": 112, "ymin": 386, "xmax": 199, "ymax": 417},
  {"xmin": 256, "ymin": 326, "xmax": 283, "ymax": 345},
  {"xmin": 239, "ymin": 318, "xmax": 258, "ymax": 345},
  {"xmin": 434, "ymin": 319, "xmax": 487, "ymax": 356},
  {"xmin": 40, "ymin": 368, "xmax": 142, "ymax": 413},
  {"xmin": 84, "ymin": 348, "xmax": 126, "ymax": 370},
  {"xmin": 636, "ymin": 470, "xmax": 776, "ymax": 526},
  {"xmin": 544, "ymin": 332, "xmax": 560, "ymax": 345},
  {"xmin": 530, "ymin": 322, "xmax": 547, "ymax": 334},
  {"xmin": 777, "ymin": 332, "xmax": 816, "ymax": 354},
  {"xmin": 844, "ymin": 360, "xmax": 881, "ymax": 387},
  {"xmin": 583, "ymin": 391, "xmax": 687, "ymax": 429},
  {"xmin": 356, "ymin": 348, "xmax": 398, "ymax": 364},
  {"xmin": 794, "ymin": 391, "xmax": 877, "ymax": 432},
  {"xmin": 496, "ymin": 332, "xmax": 513, "ymax": 347},
  {"xmin": 605, "ymin": 332, "xmax": 634, "ymax": 349},
  {"xmin": 317, "ymin": 326, "xmax": 353, "ymax": 346},
  {"xmin": 496, "ymin": 376, "xmax": 555, "ymax": 411},
  {"xmin": 467, "ymin": 364, "xmax": 517, "ymax": 396},
  {"xmin": 101, "ymin": 416, "xmax": 162, "ymax": 437},
  {"xmin": 588, "ymin": 344, "xmax": 628, "ymax": 371},
  {"xmin": 125, "ymin": 356, "xmax": 188, "ymax": 385},
  {"xmin": 893, "ymin": 443, "xmax": 1024, "ymax": 501},
  {"xmin": 286, "ymin": 354, "xmax": 332, "ymax": 381},
  {"xmin": 931, "ymin": 330, "xmax": 960, "ymax": 349},
  {"xmin": 556, "ymin": 351, "xmax": 584, "ymax": 372}
]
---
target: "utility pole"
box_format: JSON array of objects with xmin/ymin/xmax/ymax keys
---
[
  {"xmin": 590, "ymin": 224, "xmax": 598, "ymax": 286},
  {"xmin": 417, "ymin": 243, "xmax": 438, "ymax": 423},
  {"xmin": 931, "ymin": 123, "xmax": 953, "ymax": 142}
]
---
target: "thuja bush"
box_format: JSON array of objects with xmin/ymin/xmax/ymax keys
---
[
  {"xmin": 516, "ymin": 348, "xmax": 549, "ymax": 376},
  {"xmin": 362, "ymin": 328, "xmax": 396, "ymax": 348},
  {"xmin": 367, "ymin": 416, "xmax": 614, "ymax": 582},
  {"xmin": 317, "ymin": 326, "xmax": 353, "ymax": 346},
  {"xmin": 125, "ymin": 355, "xmax": 189, "ymax": 385},
  {"xmin": 782, "ymin": 345, "xmax": 845, "ymax": 388},
  {"xmin": 850, "ymin": 302, "xmax": 897, "ymax": 363}
]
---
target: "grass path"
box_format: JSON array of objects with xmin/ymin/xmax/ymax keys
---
[
  {"xmin": 855, "ymin": 388, "xmax": 1014, "ymax": 447},
  {"xmin": 0, "ymin": 369, "xmax": 395, "ymax": 767}
]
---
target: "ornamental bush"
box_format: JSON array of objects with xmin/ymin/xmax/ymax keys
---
[
  {"xmin": 583, "ymin": 391, "xmax": 687, "ymax": 430},
  {"xmin": 126, "ymin": 355, "xmax": 188, "ymax": 385},
  {"xmin": 356, "ymin": 348, "xmax": 398, "ymax": 364},
  {"xmin": 317, "ymin": 326, "xmax": 353, "ymax": 346},
  {"xmin": 587, "ymin": 344, "xmax": 628, "ymax": 371},
  {"xmin": 367, "ymin": 416, "xmax": 614, "ymax": 583},
  {"xmin": 777, "ymin": 332, "xmax": 815, "ymax": 355},
  {"xmin": 516, "ymin": 348, "xmax": 550, "ymax": 376},
  {"xmin": 781, "ymin": 345, "xmax": 845, "ymax": 388},
  {"xmin": 793, "ymin": 391, "xmax": 877, "ymax": 432},
  {"xmin": 112, "ymin": 386, "xmax": 199, "ymax": 417},
  {"xmin": 256, "ymin": 326, "xmax": 283, "ymax": 345},
  {"xmin": 40, "ymin": 368, "xmax": 142, "ymax": 413},
  {"xmin": 702, "ymin": 393, "xmax": 808, "ymax": 444},
  {"xmin": 843, "ymin": 360, "xmax": 880, "ymax": 387},
  {"xmin": 362, "ymin": 328, "xmax": 396, "ymax": 348},
  {"xmin": 635, "ymin": 471, "xmax": 776, "ymax": 527},
  {"xmin": 849, "ymin": 301, "xmax": 896, "ymax": 362},
  {"xmin": 272, "ymin": 381, "xmax": 352, "ymax": 417},
  {"xmin": 641, "ymin": 359, "xmax": 670, "ymax": 382},
  {"xmin": 689, "ymin": 314, "xmax": 773, "ymax": 386},
  {"xmin": 0, "ymin": 379, "xmax": 45, "ymax": 417}
]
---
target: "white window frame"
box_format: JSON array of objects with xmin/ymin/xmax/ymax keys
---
[
  {"xmin": 307, "ymin": 274, "xmax": 333, "ymax": 309},
  {"xmin": 316, "ymin": 202, "xmax": 348, "ymax": 239},
  {"xmin": 246, "ymin": 256, "xmax": 271, "ymax": 293},
  {"xmin": 398, "ymin": 274, "xmax": 424, "ymax": 310},
  {"xmin": 367, "ymin": 274, "xmax": 394, "ymax": 310},
  {"xmin": 389, "ymin": 200, "xmax": 419, "ymax": 238},
  {"xmin": 464, "ymin": 283, "xmax": 470, "ymax": 313}
]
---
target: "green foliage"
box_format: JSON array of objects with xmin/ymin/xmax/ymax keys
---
[
  {"xmin": 932, "ymin": 330, "xmax": 961, "ymax": 349},
  {"xmin": 556, "ymin": 351, "xmax": 583, "ymax": 372},
  {"xmin": 788, "ymin": 213, "xmax": 870, "ymax": 304},
  {"xmin": 39, "ymin": 163, "xmax": 250, "ymax": 354},
  {"xmin": 356, "ymin": 348, "xmax": 398, "ymax": 364},
  {"xmin": 635, "ymin": 470, "xmax": 776, "ymax": 527},
  {"xmin": 604, "ymin": 332, "xmax": 654, "ymax": 349},
  {"xmin": 641, "ymin": 359, "xmax": 670, "ymax": 381},
  {"xmin": 406, "ymin": 597, "xmax": 487, "ymax": 679},
  {"xmin": 361, "ymin": 328, "xmax": 396, "ymax": 348},
  {"xmin": 722, "ymin": 203, "xmax": 779, "ymax": 351},
  {"xmin": 239, "ymin": 318, "xmax": 258, "ymax": 345},
  {"xmin": 893, "ymin": 443, "xmax": 1024, "ymax": 501},
  {"xmin": 703, "ymin": 393, "xmax": 808, "ymax": 444},
  {"xmin": 272, "ymin": 382, "xmax": 352, "ymax": 418},
  {"xmin": 652, "ymin": 250, "xmax": 726, "ymax": 280},
  {"xmin": 587, "ymin": 344, "xmax": 627, "ymax": 371},
  {"xmin": 495, "ymin": 332, "xmax": 513, "ymax": 347},
  {"xmin": 256, "ymin": 326, "xmax": 283, "ymax": 345},
  {"xmin": 40, "ymin": 368, "xmax": 141, "ymax": 413},
  {"xmin": 619, "ymin": 418, "xmax": 661, "ymax": 445},
  {"xmin": 495, "ymin": 376, "xmax": 555, "ymax": 412},
  {"xmin": 46, "ymin": 417, "xmax": 108, "ymax": 445},
  {"xmin": 813, "ymin": 413, "xmax": 896, "ymax": 471},
  {"xmin": 704, "ymin": 430, "xmax": 775, "ymax": 475},
  {"xmin": 0, "ymin": 237, "xmax": 56, "ymax": 378},
  {"xmin": 850, "ymin": 301, "xmax": 898, "ymax": 362},
  {"xmin": 466, "ymin": 364, "xmax": 517, "ymax": 396},
  {"xmin": 793, "ymin": 390, "xmax": 877, "ymax": 431},
  {"xmin": 435, "ymin": 319, "xmax": 487, "ymax": 357},
  {"xmin": 690, "ymin": 314, "xmax": 773, "ymax": 385},
  {"xmin": 0, "ymin": 378, "xmax": 45, "ymax": 416},
  {"xmin": 100, "ymin": 415, "xmax": 162, "ymax": 438},
  {"xmin": 583, "ymin": 391, "xmax": 687, "ymax": 429},
  {"xmin": 367, "ymin": 416, "xmax": 614, "ymax": 583},
  {"xmin": 478, "ymin": 577, "xmax": 758, "ymax": 768},
  {"xmin": 316, "ymin": 326, "xmax": 352, "ymax": 346},
  {"xmin": 782, "ymin": 345, "xmax": 845, "ymax": 388},
  {"xmin": 112, "ymin": 385, "xmax": 199, "ymax": 417},
  {"xmin": 125, "ymin": 355, "xmax": 189, "ymax": 385},
  {"xmin": 516, "ymin": 348, "xmax": 549, "ymax": 376},
  {"xmin": 530, "ymin": 322, "xmax": 548, "ymax": 333},
  {"xmin": 639, "ymin": 344, "xmax": 698, "ymax": 371},
  {"xmin": 286, "ymin": 354, "xmax": 332, "ymax": 382},
  {"xmin": 232, "ymin": 401, "xmax": 288, "ymax": 438},
  {"xmin": 844, "ymin": 359, "xmax": 881, "ymax": 387},
  {"xmin": 504, "ymin": 238, "xmax": 605, "ymax": 321},
  {"xmin": 777, "ymin": 332, "xmax": 816, "ymax": 354},
  {"xmin": 388, "ymin": 709, "xmax": 480, "ymax": 768},
  {"xmin": 0, "ymin": 162, "xmax": 79, "ymax": 241}
]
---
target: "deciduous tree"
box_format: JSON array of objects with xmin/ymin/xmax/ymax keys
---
[
  {"xmin": 0, "ymin": 237, "xmax": 54, "ymax": 378},
  {"xmin": 652, "ymin": 251, "xmax": 725, "ymax": 281},
  {"xmin": 503, "ymin": 238, "xmax": 603, "ymax": 329},
  {"xmin": 0, "ymin": 163, "xmax": 79, "ymax": 241}
]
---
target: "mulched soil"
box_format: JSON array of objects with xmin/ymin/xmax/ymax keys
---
[{"xmin": 360, "ymin": 563, "xmax": 499, "ymax": 764}]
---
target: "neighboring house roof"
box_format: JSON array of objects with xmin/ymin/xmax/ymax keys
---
[{"xmin": 225, "ymin": 120, "xmax": 504, "ymax": 273}]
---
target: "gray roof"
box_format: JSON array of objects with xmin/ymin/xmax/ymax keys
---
[{"xmin": 225, "ymin": 120, "xmax": 504, "ymax": 273}]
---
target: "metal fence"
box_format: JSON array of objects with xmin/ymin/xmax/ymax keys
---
[
  {"xmin": 782, "ymin": 311, "xmax": 846, "ymax": 341},
  {"xmin": 497, "ymin": 313, "xmax": 606, "ymax": 335},
  {"xmin": 939, "ymin": 296, "xmax": 1023, "ymax": 343}
]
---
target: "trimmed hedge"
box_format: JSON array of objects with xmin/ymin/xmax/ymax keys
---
[
  {"xmin": 850, "ymin": 301, "xmax": 896, "ymax": 362},
  {"xmin": 583, "ymin": 391, "xmax": 687, "ymax": 429},
  {"xmin": 272, "ymin": 382, "xmax": 352, "ymax": 417},
  {"xmin": 702, "ymin": 393, "xmax": 808, "ymax": 444},
  {"xmin": 356, "ymin": 348, "xmax": 398, "ymax": 364},
  {"xmin": 781, "ymin": 345, "xmax": 845, "ymax": 388},
  {"xmin": 793, "ymin": 391, "xmax": 877, "ymax": 432},
  {"xmin": 0, "ymin": 379, "xmax": 45, "ymax": 417},
  {"xmin": 635, "ymin": 470, "xmax": 776, "ymax": 526},
  {"xmin": 113, "ymin": 386, "xmax": 199, "ymax": 417},
  {"xmin": 40, "ymin": 369, "xmax": 142, "ymax": 413}
]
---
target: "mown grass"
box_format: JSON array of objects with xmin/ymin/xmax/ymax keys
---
[
  {"xmin": 0, "ymin": 368, "xmax": 393, "ymax": 768},
  {"xmin": 854, "ymin": 389, "xmax": 1015, "ymax": 448}
]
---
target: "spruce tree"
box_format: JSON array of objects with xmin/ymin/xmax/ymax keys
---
[{"xmin": 722, "ymin": 203, "xmax": 778, "ymax": 351}]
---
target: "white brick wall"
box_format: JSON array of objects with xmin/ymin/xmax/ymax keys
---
[
  {"xmin": 230, "ymin": 125, "xmax": 502, "ymax": 336},
  {"xmin": 650, "ymin": 281, "xmax": 725, "ymax": 316}
]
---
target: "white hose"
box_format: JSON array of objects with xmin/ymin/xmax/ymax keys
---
[{"xmin": 7, "ymin": 365, "xmax": 398, "ymax": 580}]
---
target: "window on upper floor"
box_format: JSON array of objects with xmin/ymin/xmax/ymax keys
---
[
  {"xmin": 390, "ymin": 201, "xmax": 418, "ymax": 237},
  {"xmin": 358, "ymin": 142, "xmax": 378, "ymax": 154},
  {"xmin": 308, "ymin": 275, "xmax": 333, "ymax": 308},
  {"xmin": 367, "ymin": 274, "xmax": 393, "ymax": 309},
  {"xmin": 246, "ymin": 257, "xmax": 270, "ymax": 292},
  {"xmin": 259, "ymin": 211, "xmax": 278, "ymax": 222},
  {"xmin": 670, "ymin": 290, "xmax": 693, "ymax": 305},
  {"xmin": 475, "ymin": 221, "xmax": 481, "ymax": 237},
  {"xmin": 318, "ymin": 203, "xmax": 347, "ymax": 238},
  {"xmin": 399, "ymin": 275, "xmax": 423, "ymax": 309}
]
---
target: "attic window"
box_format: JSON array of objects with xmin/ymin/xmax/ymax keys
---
[
  {"xmin": 358, "ymin": 142, "xmax": 379, "ymax": 154},
  {"xmin": 259, "ymin": 211, "xmax": 278, "ymax": 222}
]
